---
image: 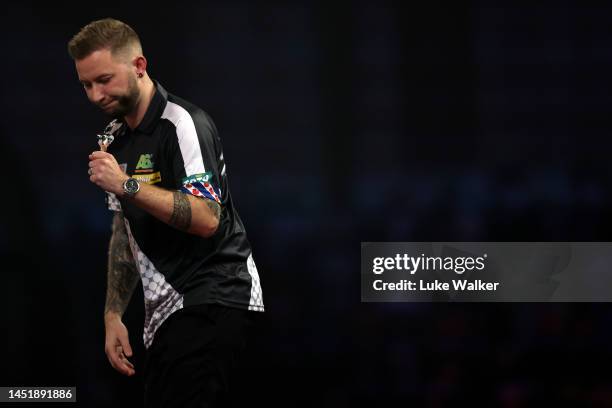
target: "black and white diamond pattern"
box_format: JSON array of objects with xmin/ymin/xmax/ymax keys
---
[
  {"xmin": 106, "ymin": 193, "xmax": 121, "ymax": 212},
  {"xmin": 247, "ymin": 253, "xmax": 264, "ymax": 312},
  {"xmin": 124, "ymin": 220, "xmax": 184, "ymax": 348}
]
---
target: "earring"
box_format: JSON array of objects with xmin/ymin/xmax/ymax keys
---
[{"xmin": 137, "ymin": 72, "xmax": 143, "ymax": 78}]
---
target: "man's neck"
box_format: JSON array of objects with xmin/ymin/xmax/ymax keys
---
[{"xmin": 124, "ymin": 77, "xmax": 155, "ymax": 130}]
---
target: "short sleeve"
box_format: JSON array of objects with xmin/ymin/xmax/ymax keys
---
[{"xmin": 163, "ymin": 104, "xmax": 223, "ymax": 205}]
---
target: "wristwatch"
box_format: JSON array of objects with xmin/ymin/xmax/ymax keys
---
[{"xmin": 122, "ymin": 177, "xmax": 140, "ymax": 198}]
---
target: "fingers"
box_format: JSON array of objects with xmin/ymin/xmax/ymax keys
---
[
  {"xmin": 104, "ymin": 319, "xmax": 135, "ymax": 376},
  {"xmin": 90, "ymin": 151, "xmax": 112, "ymax": 160},
  {"xmin": 88, "ymin": 155, "xmax": 114, "ymax": 183},
  {"xmin": 118, "ymin": 331, "xmax": 133, "ymax": 358},
  {"xmin": 89, "ymin": 157, "xmax": 111, "ymax": 168},
  {"xmin": 116, "ymin": 345, "xmax": 136, "ymax": 374},
  {"xmin": 119, "ymin": 351, "xmax": 135, "ymax": 369},
  {"xmin": 89, "ymin": 159, "xmax": 105, "ymax": 170},
  {"xmin": 88, "ymin": 152, "xmax": 118, "ymax": 174},
  {"xmin": 105, "ymin": 341, "xmax": 136, "ymax": 376},
  {"xmin": 109, "ymin": 349, "xmax": 135, "ymax": 376}
]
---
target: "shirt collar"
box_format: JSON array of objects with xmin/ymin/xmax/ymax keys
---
[{"xmin": 135, "ymin": 80, "xmax": 168, "ymax": 134}]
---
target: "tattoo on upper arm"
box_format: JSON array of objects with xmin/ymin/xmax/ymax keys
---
[
  {"xmin": 105, "ymin": 213, "xmax": 139, "ymax": 316},
  {"xmin": 169, "ymin": 191, "xmax": 192, "ymax": 231},
  {"xmin": 205, "ymin": 199, "xmax": 221, "ymax": 221}
]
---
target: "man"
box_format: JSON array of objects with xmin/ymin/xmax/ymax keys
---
[{"xmin": 68, "ymin": 18, "xmax": 264, "ymax": 407}]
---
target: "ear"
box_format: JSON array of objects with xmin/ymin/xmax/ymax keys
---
[{"xmin": 133, "ymin": 55, "xmax": 148, "ymax": 77}]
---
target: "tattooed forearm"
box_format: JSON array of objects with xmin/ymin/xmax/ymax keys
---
[
  {"xmin": 169, "ymin": 191, "xmax": 192, "ymax": 231},
  {"xmin": 205, "ymin": 199, "xmax": 221, "ymax": 222},
  {"xmin": 105, "ymin": 213, "xmax": 139, "ymax": 316}
]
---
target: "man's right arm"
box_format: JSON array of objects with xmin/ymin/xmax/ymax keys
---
[
  {"xmin": 104, "ymin": 212, "xmax": 138, "ymax": 376},
  {"xmin": 105, "ymin": 212, "xmax": 139, "ymax": 317}
]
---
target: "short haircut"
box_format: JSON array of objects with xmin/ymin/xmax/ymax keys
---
[{"xmin": 67, "ymin": 18, "xmax": 142, "ymax": 61}]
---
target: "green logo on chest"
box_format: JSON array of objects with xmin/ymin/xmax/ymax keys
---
[{"xmin": 136, "ymin": 154, "xmax": 154, "ymax": 170}]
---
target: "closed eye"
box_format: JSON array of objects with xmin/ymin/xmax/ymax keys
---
[{"xmin": 80, "ymin": 74, "xmax": 113, "ymax": 89}]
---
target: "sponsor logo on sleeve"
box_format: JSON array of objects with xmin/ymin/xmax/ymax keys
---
[{"xmin": 181, "ymin": 172, "xmax": 214, "ymax": 185}]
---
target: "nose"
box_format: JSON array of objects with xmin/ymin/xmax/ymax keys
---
[{"xmin": 88, "ymin": 83, "xmax": 106, "ymax": 105}]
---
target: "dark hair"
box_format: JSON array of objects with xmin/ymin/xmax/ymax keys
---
[{"xmin": 67, "ymin": 18, "xmax": 142, "ymax": 60}]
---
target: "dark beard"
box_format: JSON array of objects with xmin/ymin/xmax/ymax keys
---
[{"xmin": 108, "ymin": 78, "xmax": 140, "ymax": 119}]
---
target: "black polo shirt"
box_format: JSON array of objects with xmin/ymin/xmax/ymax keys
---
[{"xmin": 103, "ymin": 81, "xmax": 264, "ymax": 348}]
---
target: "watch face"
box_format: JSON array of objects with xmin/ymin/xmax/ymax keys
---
[{"xmin": 125, "ymin": 178, "xmax": 140, "ymax": 194}]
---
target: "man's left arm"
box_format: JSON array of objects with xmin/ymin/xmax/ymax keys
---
[{"xmin": 89, "ymin": 151, "xmax": 220, "ymax": 238}]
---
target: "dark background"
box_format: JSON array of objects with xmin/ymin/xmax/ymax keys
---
[{"xmin": 2, "ymin": 1, "xmax": 612, "ymax": 406}]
